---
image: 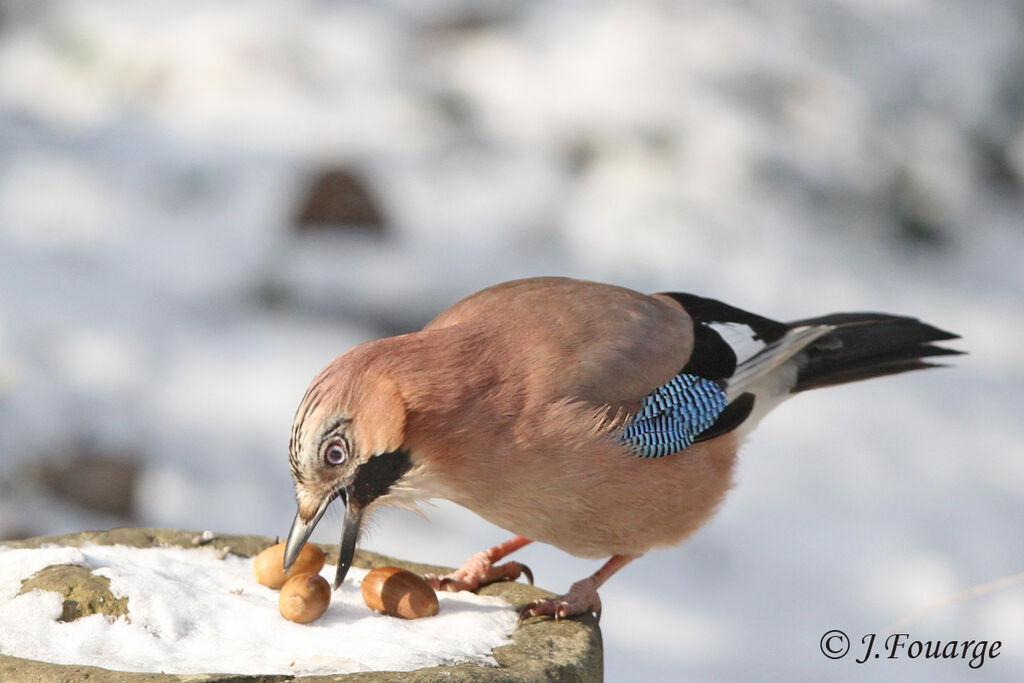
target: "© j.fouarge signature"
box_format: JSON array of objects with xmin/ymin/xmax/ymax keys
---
[{"xmin": 820, "ymin": 630, "xmax": 1002, "ymax": 669}]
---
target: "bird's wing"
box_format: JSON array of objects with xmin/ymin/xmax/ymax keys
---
[{"xmin": 622, "ymin": 293, "xmax": 833, "ymax": 458}]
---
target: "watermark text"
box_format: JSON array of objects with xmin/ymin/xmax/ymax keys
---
[{"xmin": 820, "ymin": 630, "xmax": 1001, "ymax": 669}]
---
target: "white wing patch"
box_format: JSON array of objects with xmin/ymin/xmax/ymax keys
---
[
  {"xmin": 706, "ymin": 321, "xmax": 767, "ymax": 365},
  {"xmin": 721, "ymin": 324, "xmax": 835, "ymax": 402}
]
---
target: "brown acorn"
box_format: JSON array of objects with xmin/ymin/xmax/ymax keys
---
[
  {"xmin": 253, "ymin": 542, "xmax": 325, "ymax": 590},
  {"xmin": 361, "ymin": 566, "xmax": 439, "ymax": 619},
  {"xmin": 278, "ymin": 572, "xmax": 331, "ymax": 624}
]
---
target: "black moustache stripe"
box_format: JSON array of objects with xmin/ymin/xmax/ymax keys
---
[{"xmin": 351, "ymin": 448, "xmax": 411, "ymax": 508}]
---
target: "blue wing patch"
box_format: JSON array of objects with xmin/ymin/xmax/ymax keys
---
[{"xmin": 621, "ymin": 374, "xmax": 728, "ymax": 458}]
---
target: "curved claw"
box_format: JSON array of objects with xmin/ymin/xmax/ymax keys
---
[
  {"xmin": 518, "ymin": 563, "xmax": 534, "ymax": 586},
  {"xmin": 517, "ymin": 602, "xmax": 537, "ymax": 625}
]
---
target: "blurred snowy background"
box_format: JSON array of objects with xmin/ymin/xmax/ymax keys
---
[{"xmin": 1, "ymin": 0, "xmax": 1022, "ymax": 680}]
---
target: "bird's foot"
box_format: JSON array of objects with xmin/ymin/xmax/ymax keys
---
[
  {"xmin": 519, "ymin": 577, "xmax": 602, "ymax": 623},
  {"xmin": 424, "ymin": 551, "xmax": 533, "ymax": 593}
]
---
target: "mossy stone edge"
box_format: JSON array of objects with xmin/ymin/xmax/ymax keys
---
[{"xmin": 0, "ymin": 528, "xmax": 602, "ymax": 682}]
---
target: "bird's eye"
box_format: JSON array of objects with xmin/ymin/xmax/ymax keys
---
[{"xmin": 324, "ymin": 441, "xmax": 347, "ymax": 466}]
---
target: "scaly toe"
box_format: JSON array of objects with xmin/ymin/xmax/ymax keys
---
[
  {"xmin": 516, "ymin": 588, "xmax": 601, "ymax": 623},
  {"xmin": 517, "ymin": 597, "xmax": 559, "ymax": 623}
]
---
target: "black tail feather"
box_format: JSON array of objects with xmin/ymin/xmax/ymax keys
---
[{"xmin": 790, "ymin": 313, "xmax": 963, "ymax": 392}]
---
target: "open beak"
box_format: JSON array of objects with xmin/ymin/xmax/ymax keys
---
[
  {"xmin": 285, "ymin": 449, "xmax": 411, "ymax": 589},
  {"xmin": 283, "ymin": 487, "xmax": 365, "ymax": 590}
]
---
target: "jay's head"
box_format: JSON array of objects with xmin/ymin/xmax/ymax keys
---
[{"xmin": 283, "ymin": 353, "xmax": 413, "ymax": 589}]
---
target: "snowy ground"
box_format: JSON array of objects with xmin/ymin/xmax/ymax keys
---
[
  {"xmin": 0, "ymin": 544, "xmax": 516, "ymax": 675},
  {"xmin": 1, "ymin": 1, "xmax": 1023, "ymax": 681}
]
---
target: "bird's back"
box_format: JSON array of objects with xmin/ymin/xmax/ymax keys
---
[{"xmin": 423, "ymin": 277, "xmax": 697, "ymax": 410}]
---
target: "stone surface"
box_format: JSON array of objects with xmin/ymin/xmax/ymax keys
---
[{"xmin": 0, "ymin": 528, "xmax": 602, "ymax": 682}]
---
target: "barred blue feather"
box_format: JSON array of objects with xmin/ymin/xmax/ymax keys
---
[{"xmin": 621, "ymin": 373, "xmax": 728, "ymax": 458}]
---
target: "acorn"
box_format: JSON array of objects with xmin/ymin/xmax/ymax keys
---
[
  {"xmin": 253, "ymin": 542, "xmax": 325, "ymax": 590},
  {"xmin": 361, "ymin": 566, "xmax": 439, "ymax": 619},
  {"xmin": 278, "ymin": 573, "xmax": 331, "ymax": 624}
]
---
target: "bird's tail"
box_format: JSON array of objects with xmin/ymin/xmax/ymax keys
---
[{"xmin": 788, "ymin": 313, "xmax": 962, "ymax": 393}]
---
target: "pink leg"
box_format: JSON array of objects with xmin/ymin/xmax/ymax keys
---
[
  {"xmin": 520, "ymin": 553, "xmax": 639, "ymax": 622},
  {"xmin": 424, "ymin": 536, "xmax": 534, "ymax": 592}
]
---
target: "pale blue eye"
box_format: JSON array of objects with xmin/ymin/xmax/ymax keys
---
[{"xmin": 324, "ymin": 442, "xmax": 347, "ymax": 466}]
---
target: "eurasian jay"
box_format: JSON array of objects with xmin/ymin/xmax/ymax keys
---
[{"xmin": 283, "ymin": 277, "xmax": 960, "ymax": 619}]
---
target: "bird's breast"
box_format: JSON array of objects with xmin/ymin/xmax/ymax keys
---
[{"xmin": 413, "ymin": 415, "xmax": 740, "ymax": 558}]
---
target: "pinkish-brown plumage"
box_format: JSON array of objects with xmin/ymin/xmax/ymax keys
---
[{"xmin": 283, "ymin": 276, "xmax": 961, "ymax": 619}]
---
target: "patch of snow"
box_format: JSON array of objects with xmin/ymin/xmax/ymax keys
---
[{"xmin": 0, "ymin": 544, "xmax": 516, "ymax": 675}]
